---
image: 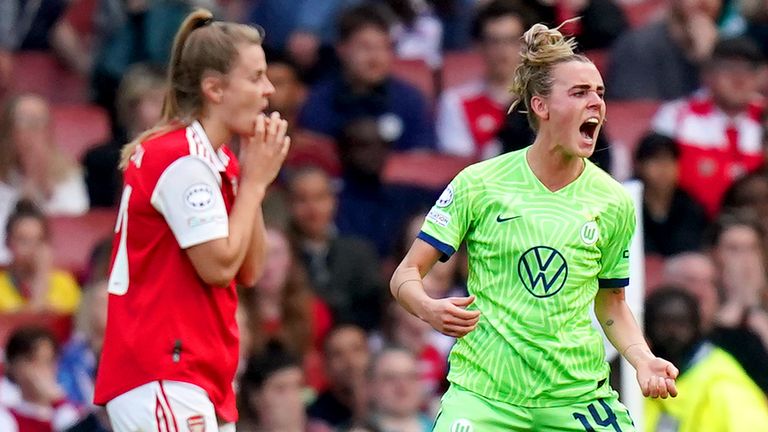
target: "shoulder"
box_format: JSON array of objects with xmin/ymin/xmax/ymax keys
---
[
  {"xmin": 467, "ymin": 149, "xmax": 524, "ymax": 178},
  {"xmin": 387, "ymin": 77, "xmax": 429, "ymax": 103},
  {"xmin": 584, "ymin": 163, "xmax": 633, "ymax": 205}
]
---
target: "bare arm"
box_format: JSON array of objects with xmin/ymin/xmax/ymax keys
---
[
  {"xmin": 50, "ymin": 20, "xmax": 91, "ymax": 75},
  {"xmin": 391, "ymin": 239, "xmax": 480, "ymax": 337},
  {"xmin": 187, "ymin": 114, "xmax": 289, "ymax": 286},
  {"xmin": 595, "ymin": 288, "xmax": 679, "ymax": 398}
]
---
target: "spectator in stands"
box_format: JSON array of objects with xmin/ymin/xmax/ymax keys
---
[
  {"xmin": 435, "ymin": 0, "xmax": 534, "ymax": 160},
  {"xmin": 57, "ymin": 280, "xmax": 110, "ymax": 432},
  {"xmin": 378, "ymin": 302, "xmax": 447, "ymax": 401},
  {"xmin": 239, "ymin": 226, "xmax": 333, "ymax": 392},
  {"xmin": 662, "ymin": 252, "xmax": 720, "ymax": 333},
  {"xmin": 634, "ymin": 133, "xmax": 708, "ymax": 256},
  {"xmin": 287, "ymin": 166, "xmax": 384, "ymax": 331},
  {"xmin": 364, "ymin": 348, "xmax": 432, "ymax": 432},
  {"xmin": 334, "ymin": 117, "xmax": 437, "ymax": 257},
  {"xmin": 0, "ymin": 0, "xmax": 90, "ymax": 91},
  {"xmin": 0, "ymin": 93, "xmax": 89, "ymax": 216},
  {"xmin": 266, "ymin": 51, "xmax": 308, "ymax": 135},
  {"xmin": 606, "ymin": 0, "xmax": 721, "ymax": 100},
  {"xmin": 84, "ymin": 63, "xmax": 165, "ymax": 208},
  {"xmin": 0, "ymin": 200, "xmax": 81, "ymax": 314},
  {"xmin": 526, "ymin": 0, "xmax": 628, "ymax": 50},
  {"xmin": 387, "ymin": 0, "xmax": 443, "ymax": 68},
  {"xmin": 90, "ymin": 0, "xmax": 213, "ymax": 126},
  {"xmin": 57, "ymin": 280, "xmax": 108, "ymax": 407},
  {"xmin": 247, "ymin": 0, "xmax": 347, "ymax": 81},
  {"xmin": 644, "ymin": 288, "xmax": 768, "ymax": 431},
  {"xmin": 238, "ymin": 344, "xmax": 308, "ymax": 432},
  {"xmin": 4, "ymin": 326, "xmax": 80, "ymax": 431},
  {"xmin": 297, "ymin": 3, "xmax": 435, "ymax": 152},
  {"xmin": 721, "ymin": 170, "xmax": 768, "ymax": 240},
  {"xmin": 705, "ymin": 212, "xmax": 768, "ymax": 394},
  {"xmin": 308, "ymin": 324, "xmax": 371, "ymax": 431},
  {"xmin": 651, "ymin": 37, "xmax": 766, "ymax": 217}
]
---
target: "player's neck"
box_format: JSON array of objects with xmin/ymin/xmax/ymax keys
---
[
  {"xmin": 197, "ymin": 116, "xmax": 231, "ymax": 150},
  {"xmin": 527, "ymin": 139, "xmax": 585, "ymax": 192}
]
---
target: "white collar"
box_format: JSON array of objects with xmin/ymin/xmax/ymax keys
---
[{"xmin": 190, "ymin": 120, "xmax": 230, "ymax": 172}]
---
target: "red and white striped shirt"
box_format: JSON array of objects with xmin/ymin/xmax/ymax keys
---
[{"xmin": 652, "ymin": 91, "xmax": 765, "ymax": 217}]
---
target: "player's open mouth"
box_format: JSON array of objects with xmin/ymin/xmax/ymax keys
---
[{"xmin": 579, "ymin": 117, "xmax": 600, "ymax": 143}]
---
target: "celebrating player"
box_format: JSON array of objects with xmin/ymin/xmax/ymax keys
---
[
  {"xmin": 93, "ymin": 9, "xmax": 289, "ymax": 432},
  {"xmin": 391, "ymin": 23, "xmax": 678, "ymax": 431}
]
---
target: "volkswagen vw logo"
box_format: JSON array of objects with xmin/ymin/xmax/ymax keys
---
[{"xmin": 518, "ymin": 246, "xmax": 568, "ymax": 298}]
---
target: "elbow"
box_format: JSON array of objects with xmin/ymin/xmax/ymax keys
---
[
  {"xmin": 237, "ymin": 264, "xmax": 263, "ymax": 288},
  {"xmin": 198, "ymin": 266, "xmax": 239, "ymax": 287}
]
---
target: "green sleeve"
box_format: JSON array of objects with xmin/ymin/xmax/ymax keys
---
[
  {"xmin": 597, "ymin": 191, "xmax": 636, "ymax": 288},
  {"xmin": 418, "ymin": 168, "xmax": 477, "ymax": 262}
]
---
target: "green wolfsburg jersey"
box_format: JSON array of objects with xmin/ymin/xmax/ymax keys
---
[{"xmin": 419, "ymin": 148, "xmax": 636, "ymax": 407}]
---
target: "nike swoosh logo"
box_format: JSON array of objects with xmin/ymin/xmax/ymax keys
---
[{"xmin": 496, "ymin": 215, "xmax": 522, "ymax": 223}]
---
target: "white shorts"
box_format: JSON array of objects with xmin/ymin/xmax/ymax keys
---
[{"xmin": 105, "ymin": 380, "xmax": 235, "ymax": 432}]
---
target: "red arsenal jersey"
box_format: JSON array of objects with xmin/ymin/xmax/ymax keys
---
[
  {"xmin": 94, "ymin": 121, "xmax": 241, "ymax": 422},
  {"xmin": 652, "ymin": 92, "xmax": 765, "ymax": 217}
]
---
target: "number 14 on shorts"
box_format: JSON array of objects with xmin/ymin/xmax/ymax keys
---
[{"xmin": 572, "ymin": 399, "xmax": 634, "ymax": 432}]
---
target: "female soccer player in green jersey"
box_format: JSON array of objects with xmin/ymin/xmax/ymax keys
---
[{"xmin": 391, "ymin": 22, "xmax": 679, "ymax": 431}]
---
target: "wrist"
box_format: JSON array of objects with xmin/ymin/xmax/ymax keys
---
[
  {"xmin": 623, "ymin": 343, "xmax": 654, "ymax": 367},
  {"xmin": 239, "ymin": 179, "xmax": 267, "ymax": 200}
]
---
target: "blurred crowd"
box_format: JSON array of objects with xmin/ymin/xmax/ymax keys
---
[{"xmin": 0, "ymin": 0, "xmax": 768, "ymax": 431}]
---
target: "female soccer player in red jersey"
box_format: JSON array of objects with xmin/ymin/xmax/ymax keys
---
[{"xmin": 93, "ymin": 9, "xmax": 289, "ymax": 432}]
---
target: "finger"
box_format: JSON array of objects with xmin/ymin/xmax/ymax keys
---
[
  {"xmin": 666, "ymin": 363, "xmax": 679, "ymax": 379},
  {"xmin": 652, "ymin": 376, "xmax": 663, "ymax": 398},
  {"xmin": 658, "ymin": 377, "xmax": 669, "ymax": 399},
  {"xmin": 267, "ymin": 111, "xmax": 280, "ymax": 140},
  {"xmin": 447, "ymin": 305, "xmax": 481, "ymax": 320},
  {"xmin": 444, "ymin": 314, "xmax": 480, "ymax": 326},
  {"xmin": 275, "ymin": 118, "xmax": 288, "ymax": 146},
  {"xmin": 280, "ymin": 136, "xmax": 291, "ymax": 158},
  {"xmin": 666, "ymin": 378, "xmax": 678, "ymax": 397},
  {"xmin": 640, "ymin": 378, "xmax": 650, "ymax": 397},
  {"xmin": 449, "ymin": 295, "xmax": 476, "ymax": 308},
  {"xmin": 254, "ymin": 114, "xmax": 266, "ymax": 141}
]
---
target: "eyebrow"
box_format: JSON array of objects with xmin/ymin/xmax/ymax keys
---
[{"xmin": 570, "ymin": 84, "xmax": 605, "ymax": 92}]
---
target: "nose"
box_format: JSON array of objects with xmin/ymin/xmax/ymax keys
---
[
  {"xmin": 587, "ymin": 90, "xmax": 603, "ymax": 109},
  {"xmin": 263, "ymin": 76, "xmax": 276, "ymax": 97}
]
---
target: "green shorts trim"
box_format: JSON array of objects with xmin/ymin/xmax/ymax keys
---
[{"xmin": 432, "ymin": 384, "xmax": 636, "ymax": 432}]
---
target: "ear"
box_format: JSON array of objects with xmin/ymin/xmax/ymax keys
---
[
  {"xmin": 530, "ymin": 95, "xmax": 549, "ymax": 121},
  {"xmin": 201, "ymin": 73, "xmax": 225, "ymax": 105}
]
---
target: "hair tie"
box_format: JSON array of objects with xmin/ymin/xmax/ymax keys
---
[{"xmin": 196, "ymin": 16, "xmax": 213, "ymax": 29}]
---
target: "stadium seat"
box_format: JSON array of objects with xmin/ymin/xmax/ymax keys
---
[
  {"xmin": 50, "ymin": 209, "xmax": 117, "ymax": 280},
  {"xmin": 383, "ymin": 152, "xmax": 473, "ymax": 189},
  {"xmin": 52, "ymin": 103, "xmax": 111, "ymax": 160},
  {"xmin": 441, "ymin": 50, "xmax": 485, "ymax": 90},
  {"xmin": 605, "ymin": 100, "xmax": 661, "ymax": 180},
  {"xmin": 285, "ymin": 130, "xmax": 341, "ymax": 177},
  {"xmin": 10, "ymin": 52, "xmax": 89, "ymax": 103},
  {"xmin": 391, "ymin": 58, "xmax": 436, "ymax": 102}
]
